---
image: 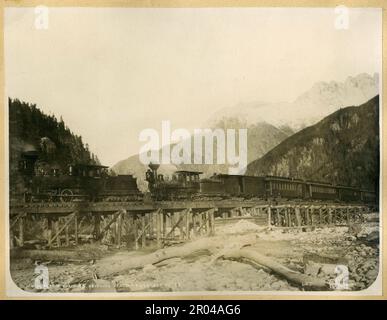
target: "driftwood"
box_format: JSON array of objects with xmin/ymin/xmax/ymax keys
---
[
  {"xmin": 221, "ymin": 248, "xmax": 329, "ymax": 290},
  {"xmin": 95, "ymin": 239, "xmax": 217, "ymax": 277},
  {"xmin": 95, "ymin": 235, "xmax": 255, "ymax": 278}
]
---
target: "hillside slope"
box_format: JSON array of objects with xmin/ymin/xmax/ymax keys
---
[
  {"xmin": 246, "ymin": 95, "xmax": 379, "ymax": 191},
  {"xmin": 9, "ymin": 98, "xmax": 99, "ymax": 192}
]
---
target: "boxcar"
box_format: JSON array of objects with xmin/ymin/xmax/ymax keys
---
[
  {"xmin": 212, "ymin": 174, "xmax": 245, "ymax": 196},
  {"xmin": 242, "ymin": 176, "xmax": 266, "ymax": 198},
  {"xmin": 199, "ymin": 177, "xmax": 226, "ymax": 196},
  {"xmin": 209, "ymin": 174, "xmax": 266, "ymax": 197}
]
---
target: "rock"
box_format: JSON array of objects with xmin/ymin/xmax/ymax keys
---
[
  {"xmin": 304, "ymin": 261, "xmax": 321, "ymax": 276},
  {"xmin": 366, "ymin": 231, "xmax": 379, "ymax": 243},
  {"xmin": 365, "ymin": 268, "xmax": 378, "ymax": 280},
  {"xmin": 271, "ymin": 281, "xmax": 282, "ymax": 290},
  {"xmin": 360, "ymin": 251, "xmax": 367, "ymax": 257}
]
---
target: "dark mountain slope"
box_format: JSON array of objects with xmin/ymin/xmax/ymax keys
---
[{"xmin": 246, "ymin": 95, "xmax": 379, "ymax": 191}]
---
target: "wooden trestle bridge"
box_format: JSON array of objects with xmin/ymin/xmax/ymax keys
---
[{"xmin": 9, "ymin": 200, "xmax": 375, "ymax": 250}]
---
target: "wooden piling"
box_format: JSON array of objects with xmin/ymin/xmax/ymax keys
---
[
  {"xmin": 116, "ymin": 212, "xmax": 122, "ymax": 247},
  {"xmin": 267, "ymin": 206, "xmax": 272, "ymax": 227},
  {"xmin": 94, "ymin": 214, "xmax": 101, "ymax": 240},
  {"xmin": 163, "ymin": 213, "xmax": 167, "ymax": 239},
  {"xmin": 74, "ymin": 213, "xmax": 78, "ymax": 245},
  {"xmin": 306, "ymin": 208, "xmax": 311, "ymax": 225},
  {"xmin": 134, "ymin": 215, "xmax": 139, "ymax": 250},
  {"xmin": 54, "ymin": 219, "xmax": 60, "ymax": 247},
  {"xmin": 295, "ymin": 206, "xmax": 302, "ymax": 227},
  {"xmin": 210, "ymin": 209, "xmax": 215, "ymax": 236},
  {"xmin": 141, "ymin": 214, "xmax": 146, "ymax": 248},
  {"xmin": 185, "ymin": 209, "xmax": 190, "ymax": 240},
  {"xmin": 346, "ymin": 207, "xmax": 351, "ymax": 225},
  {"xmin": 47, "ymin": 217, "xmax": 53, "ymax": 247},
  {"xmin": 65, "ymin": 222, "xmax": 70, "ymax": 246},
  {"xmin": 206, "ymin": 211, "xmax": 211, "ymax": 236},
  {"xmin": 156, "ymin": 210, "xmax": 162, "ymax": 247},
  {"xmin": 192, "ymin": 213, "xmax": 196, "ymax": 238},
  {"xmin": 19, "ymin": 216, "xmax": 24, "ymax": 247},
  {"xmin": 328, "ymin": 207, "xmax": 332, "ymax": 224}
]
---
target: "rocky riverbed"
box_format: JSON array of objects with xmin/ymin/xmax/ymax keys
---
[{"xmin": 10, "ymin": 214, "xmax": 380, "ymax": 293}]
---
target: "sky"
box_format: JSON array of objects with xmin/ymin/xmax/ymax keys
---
[{"xmin": 4, "ymin": 7, "xmax": 382, "ymax": 166}]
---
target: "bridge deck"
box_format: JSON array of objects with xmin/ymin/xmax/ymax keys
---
[{"xmin": 9, "ymin": 200, "xmax": 373, "ymax": 215}]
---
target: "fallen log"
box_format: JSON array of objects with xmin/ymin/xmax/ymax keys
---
[
  {"xmin": 95, "ymin": 235, "xmax": 255, "ymax": 278},
  {"xmin": 221, "ymin": 248, "xmax": 329, "ymax": 290},
  {"xmin": 95, "ymin": 238, "xmax": 217, "ymax": 277}
]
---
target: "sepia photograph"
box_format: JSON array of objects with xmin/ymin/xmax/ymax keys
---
[{"xmin": 2, "ymin": 3, "xmax": 382, "ymax": 298}]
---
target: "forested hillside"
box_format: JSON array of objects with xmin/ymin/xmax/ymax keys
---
[{"xmin": 9, "ymin": 98, "xmax": 99, "ymax": 186}]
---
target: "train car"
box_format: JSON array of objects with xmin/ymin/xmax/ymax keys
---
[
  {"xmin": 242, "ymin": 176, "xmax": 266, "ymax": 198},
  {"xmin": 306, "ymin": 181, "xmax": 338, "ymax": 201},
  {"xmin": 360, "ymin": 189, "xmax": 377, "ymax": 204},
  {"xmin": 210, "ymin": 174, "xmax": 243, "ymax": 196},
  {"xmin": 204, "ymin": 174, "xmax": 266, "ymax": 198},
  {"xmin": 102, "ymin": 174, "xmax": 143, "ymax": 201},
  {"xmin": 265, "ymin": 176, "xmax": 304, "ymax": 199},
  {"xmin": 199, "ymin": 176, "xmax": 226, "ymax": 197},
  {"xmin": 337, "ymin": 185, "xmax": 362, "ymax": 202}
]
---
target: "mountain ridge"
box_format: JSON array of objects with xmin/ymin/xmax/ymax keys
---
[{"xmin": 246, "ymin": 95, "xmax": 379, "ymax": 191}]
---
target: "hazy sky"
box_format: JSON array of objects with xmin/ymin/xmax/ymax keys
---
[{"xmin": 4, "ymin": 7, "xmax": 381, "ymax": 166}]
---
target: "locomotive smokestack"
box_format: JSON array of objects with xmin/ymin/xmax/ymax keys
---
[{"xmin": 148, "ymin": 163, "xmax": 160, "ymax": 181}]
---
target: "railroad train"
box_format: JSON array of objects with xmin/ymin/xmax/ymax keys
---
[
  {"xmin": 15, "ymin": 151, "xmax": 377, "ymax": 204},
  {"xmin": 145, "ymin": 164, "xmax": 377, "ymax": 204}
]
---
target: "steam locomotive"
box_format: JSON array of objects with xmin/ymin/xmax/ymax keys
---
[
  {"xmin": 16, "ymin": 151, "xmax": 142, "ymax": 202},
  {"xmin": 15, "ymin": 151, "xmax": 377, "ymax": 205}
]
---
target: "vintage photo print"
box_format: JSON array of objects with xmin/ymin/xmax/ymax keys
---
[{"xmin": 3, "ymin": 4, "xmax": 383, "ymax": 297}]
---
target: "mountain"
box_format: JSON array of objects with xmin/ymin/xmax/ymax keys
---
[
  {"xmin": 112, "ymin": 73, "xmax": 379, "ymax": 191},
  {"xmin": 206, "ymin": 73, "xmax": 379, "ymax": 132},
  {"xmin": 246, "ymin": 95, "xmax": 380, "ymax": 191},
  {"xmin": 112, "ymin": 121, "xmax": 289, "ymax": 191}
]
